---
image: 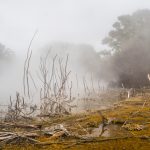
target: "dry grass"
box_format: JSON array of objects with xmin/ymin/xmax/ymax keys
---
[{"xmin": 2, "ymin": 95, "xmax": 150, "ymax": 150}]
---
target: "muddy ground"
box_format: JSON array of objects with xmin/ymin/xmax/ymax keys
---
[{"xmin": 0, "ymin": 91, "xmax": 150, "ymax": 150}]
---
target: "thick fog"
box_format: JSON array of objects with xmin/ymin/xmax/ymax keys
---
[
  {"xmin": 0, "ymin": 0, "xmax": 150, "ymax": 105},
  {"xmin": 0, "ymin": 0, "xmax": 150, "ymax": 52}
]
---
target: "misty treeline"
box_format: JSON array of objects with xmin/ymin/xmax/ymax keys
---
[
  {"xmin": 1, "ymin": 9, "xmax": 150, "ymax": 96},
  {"xmin": 0, "ymin": 43, "xmax": 14, "ymax": 60},
  {"xmin": 101, "ymin": 9, "xmax": 150, "ymax": 88},
  {"xmin": 0, "ymin": 43, "xmax": 14, "ymax": 70},
  {"xmin": 39, "ymin": 9, "xmax": 150, "ymax": 89}
]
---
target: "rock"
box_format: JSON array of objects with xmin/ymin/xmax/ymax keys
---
[
  {"xmin": 43, "ymin": 124, "xmax": 69, "ymax": 138},
  {"xmin": 49, "ymin": 131, "xmax": 67, "ymax": 140},
  {"xmin": 122, "ymin": 123, "xmax": 144, "ymax": 131}
]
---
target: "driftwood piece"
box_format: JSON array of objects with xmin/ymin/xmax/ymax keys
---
[
  {"xmin": 0, "ymin": 124, "xmax": 69, "ymax": 145},
  {"xmin": 0, "ymin": 131, "xmax": 40, "ymax": 145},
  {"xmin": 0, "ymin": 123, "xmax": 42, "ymax": 130},
  {"xmin": 48, "ymin": 131, "xmax": 67, "ymax": 140},
  {"xmin": 64, "ymin": 136, "xmax": 150, "ymax": 149}
]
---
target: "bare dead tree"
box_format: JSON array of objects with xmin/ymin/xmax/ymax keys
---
[
  {"xmin": 91, "ymin": 73, "xmax": 95, "ymax": 94},
  {"xmin": 23, "ymin": 30, "xmax": 38, "ymax": 99},
  {"xmin": 5, "ymin": 92, "xmax": 37, "ymax": 122},
  {"xmin": 39, "ymin": 53, "xmax": 75, "ymax": 116},
  {"xmin": 26, "ymin": 51, "xmax": 32, "ymax": 98},
  {"xmin": 83, "ymin": 77, "xmax": 87, "ymax": 94},
  {"xmin": 84, "ymin": 77, "xmax": 90, "ymax": 96}
]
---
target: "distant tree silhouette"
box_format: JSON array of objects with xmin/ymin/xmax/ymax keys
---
[
  {"xmin": 102, "ymin": 9, "xmax": 150, "ymax": 88},
  {"xmin": 103, "ymin": 9, "xmax": 150, "ymax": 52},
  {"xmin": 0, "ymin": 43, "xmax": 14, "ymax": 61}
]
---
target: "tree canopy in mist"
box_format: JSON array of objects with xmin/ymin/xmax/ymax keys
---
[
  {"xmin": 103, "ymin": 9, "xmax": 150, "ymax": 52},
  {"xmin": 0, "ymin": 43, "xmax": 13, "ymax": 61},
  {"xmin": 102, "ymin": 9, "xmax": 150, "ymax": 88},
  {"xmin": 0, "ymin": 42, "xmax": 14, "ymax": 72},
  {"xmin": 39, "ymin": 42, "xmax": 101, "ymax": 77}
]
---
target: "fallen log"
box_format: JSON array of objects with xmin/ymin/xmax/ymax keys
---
[
  {"xmin": 0, "ymin": 123, "xmax": 42, "ymax": 130},
  {"xmin": 0, "ymin": 131, "xmax": 40, "ymax": 145},
  {"xmin": 64, "ymin": 136, "xmax": 150, "ymax": 149}
]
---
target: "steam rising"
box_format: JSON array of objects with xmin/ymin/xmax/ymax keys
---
[
  {"xmin": 100, "ymin": 10, "xmax": 150, "ymax": 88},
  {"xmin": 0, "ymin": 1, "xmax": 150, "ymax": 108}
]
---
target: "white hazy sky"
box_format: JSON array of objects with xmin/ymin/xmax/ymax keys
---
[{"xmin": 0, "ymin": 0, "xmax": 150, "ymax": 53}]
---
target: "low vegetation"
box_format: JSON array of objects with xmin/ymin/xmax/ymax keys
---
[{"xmin": 0, "ymin": 90, "xmax": 149, "ymax": 150}]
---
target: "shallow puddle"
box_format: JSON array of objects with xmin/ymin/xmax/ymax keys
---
[
  {"xmin": 86, "ymin": 123, "xmax": 132, "ymax": 138},
  {"xmin": 86, "ymin": 124, "xmax": 103, "ymax": 137}
]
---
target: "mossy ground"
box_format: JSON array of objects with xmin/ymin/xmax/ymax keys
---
[{"xmin": 3, "ymin": 95, "xmax": 150, "ymax": 150}]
